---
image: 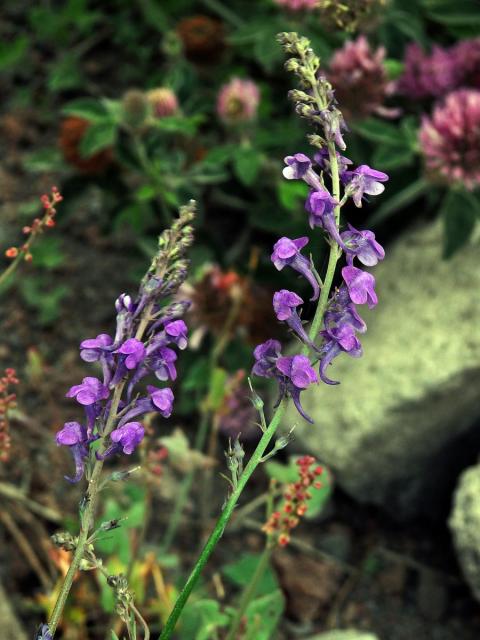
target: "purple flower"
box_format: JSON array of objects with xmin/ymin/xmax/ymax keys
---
[
  {"xmin": 66, "ymin": 377, "xmax": 109, "ymax": 405},
  {"xmin": 151, "ymin": 346, "xmax": 177, "ymax": 381},
  {"xmin": 283, "ymin": 153, "xmax": 323, "ymax": 190},
  {"xmin": 319, "ymin": 324, "xmax": 363, "ymax": 385},
  {"xmin": 273, "ymin": 290, "xmax": 321, "ymax": 352},
  {"xmin": 342, "ymin": 266, "xmax": 378, "ymax": 308},
  {"xmin": 324, "ymin": 286, "xmax": 366, "ymax": 334},
  {"xmin": 252, "ymin": 339, "xmax": 282, "ymax": 379},
  {"xmin": 305, "ymin": 189, "xmax": 344, "ymax": 248},
  {"xmin": 148, "ymin": 386, "xmax": 174, "ymax": 417},
  {"xmin": 56, "ymin": 422, "xmax": 89, "ymax": 483},
  {"xmin": 164, "ymin": 319, "xmax": 188, "ymax": 350},
  {"xmin": 341, "ymin": 224, "xmax": 385, "ymax": 266},
  {"xmin": 110, "ymin": 422, "xmax": 144, "ymax": 454},
  {"xmin": 275, "ymin": 354, "xmax": 318, "ymax": 423},
  {"xmin": 80, "ymin": 334, "xmax": 113, "ymax": 362},
  {"xmin": 271, "ymin": 237, "xmax": 319, "ymax": 301},
  {"xmin": 318, "ymin": 105, "xmax": 348, "ymax": 150},
  {"xmin": 35, "ymin": 624, "xmax": 53, "ymax": 640},
  {"xmin": 346, "ymin": 165, "xmax": 389, "ymax": 208},
  {"xmin": 115, "ymin": 338, "xmax": 146, "ymax": 370}
]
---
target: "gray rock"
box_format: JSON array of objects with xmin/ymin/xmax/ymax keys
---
[
  {"xmin": 287, "ymin": 222, "xmax": 480, "ymax": 519},
  {"xmin": 449, "ymin": 463, "xmax": 480, "ymax": 601},
  {"xmin": 306, "ymin": 631, "xmax": 379, "ymax": 640}
]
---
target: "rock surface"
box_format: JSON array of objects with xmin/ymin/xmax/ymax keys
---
[
  {"xmin": 449, "ymin": 463, "xmax": 480, "ymax": 601},
  {"xmin": 287, "ymin": 222, "xmax": 480, "ymax": 519}
]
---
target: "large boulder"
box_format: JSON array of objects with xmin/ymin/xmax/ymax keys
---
[
  {"xmin": 449, "ymin": 463, "xmax": 480, "ymax": 601},
  {"xmin": 287, "ymin": 222, "xmax": 480, "ymax": 519}
]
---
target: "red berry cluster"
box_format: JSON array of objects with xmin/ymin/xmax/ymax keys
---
[
  {"xmin": 0, "ymin": 368, "xmax": 19, "ymax": 462},
  {"xmin": 263, "ymin": 455, "xmax": 324, "ymax": 547},
  {"xmin": 5, "ymin": 186, "xmax": 63, "ymax": 261}
]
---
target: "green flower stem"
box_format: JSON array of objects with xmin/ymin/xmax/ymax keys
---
[
  {"xmin": 0, "ymin": 254, "xmax": 23, "ymax": 288},
  {"xmin": 158, "ymin": 400, "xmax": 287, "ymax": 640},
  {"xmin": 225, "ymin": 544, "xmax": 273, "ymax": 640}
]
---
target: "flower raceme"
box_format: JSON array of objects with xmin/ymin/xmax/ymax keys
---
[
  {"xmin": 56, "ymin": 203, "xmax": 195, "ymax": 482},
  {"xmin": 250, "ymin": 33, "xmax": 388, "ymax": 420}
]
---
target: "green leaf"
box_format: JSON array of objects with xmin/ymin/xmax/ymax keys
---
[
  {"xmin": 442, "ymin": 188, "xmax": 479, "ymax": 258},
  {"xmin": 0, "ymin": 35, "xmax": 29, "ymax": 71},
  {"xmin": 179, "ymin": 599, "xmax": 229, "ymax": 640},
  {"xmin": 244, "ymin": 590, "xmax": 284, "ymax": 639},
  {"xmin": 207, "ymin": 367, "xmax": 228, "ymax": 411},
  {"xmin": 264, "ymin": 460, "xmax": 298, "ymax": 484},
  {"xmin": 277, "ymin": 180, "xmax": 308, "ymax": 211},
  {"xmin": 353, "ymin": 119, "xmax": 405, "ymax": 147},
  {"xmin": 30, "ymin": 237, "xmax": 65, "ymax": 270},
  {"xmin": 22, "ymin": 148, "xmax": 63, "ymax": 173},
  {"xmin": 48, "ymin": 53, "xmax": 83, "ymax": 91},
  {"xmin": 372, "ymin": 145, "xmax": 415, "ymax": 171},
  {"xmin": 222, "ymin": 553, "xmax": 278, "ymax": 595},
  {"xmin": 62, "ymin": 98, "xmax": 111, "ymax": 123},
  {"xmin": 422, "ymin": 0, "xmax": 480, "ymax": 26},
  {"xmin": 384, "ymin": 59, "xmax": 404, "ymax": 80},
  {"xmin": 20, "ymin": 279, "xmax": 68, "ymax": 325},
  {"xmin": 152, "ymin": 115, "xmax": 204, "ymax": 136},
  {"xmin": 182, "ymin": 357, "xmax": 210, "ymax": 393},
  {"xmin": 110, "ymin": 632, "xmax": 120, "ymax": 640},
  {"xmin": 79, "ymin": 121, "xmax": 116, "ymax": 157},
  {"xmin": 233, "ymin": 147, "xmax": 261, "ymax": 186},
  {"xmin": 367, "ymin": 178, "xmax": 429, "ymax": 226}
]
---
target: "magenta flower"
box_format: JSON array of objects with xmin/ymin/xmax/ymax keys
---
[
  {"xmin": 419, "ymin": 89, "xmax": 480, "ymax": 191},
  {"xmin": 346, "ymin": 165, "xmax": 389, "ymax": 207},
  {"xmin": 398, "ymin": 43, "xmax": 458, "ymax": 100},
  {"xmin": 327, "ymin": 36, "xmax": 397, "ymax": 121},
  {"xmin": 217, "ymin": 78, "xmax": 260, "ymax": 124},
  {"xmin": 271, "ymin": 236, "xmax": 319, "ymax": 301},
  {"xmin": 341, "ymin": 224, "xmax": 385, "ymax": 266},
  {"xmin": 453, "ymin": 38, "xmax": 480, "ymax": 90},
  {"xmin": 274, "ymin": 0, "xmax": 317, "ymax": 10},
  {"xmin": 342, "ymin": 266, "xmax": 378, "ymax": 308}
]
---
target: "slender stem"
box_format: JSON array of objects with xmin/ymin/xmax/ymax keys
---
[
  {"xmin": 225, "ymin": 545, "xmax": 273, "ymax": 640},
  {"xmin": 132, "ymin": 135, "xmax": 172, "ymax": 226},
  {"xmin": 132, "ymin": 603, "xmax": 151, "ymax": 640},
  {"xmin": 158, "ymin": 400, "xmax": 287, "ymax": 639},
  {"xmin": 0, "ymin": 255, "xmax": 23, "ymax": 288}
]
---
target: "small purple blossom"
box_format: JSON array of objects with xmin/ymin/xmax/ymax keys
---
[
  {"xmin": 314, "ymin": 149, "xmax": 352, "ymax": 182},
  {"xmin": 271, "ymin": 237, "xmax": 319, "ymax": 301},
  {"xmin": 346, "ymin": 165, "xmax": 389, "ymax": 207},
  {"xmin": 148, "ymin": 386, "xmax": 174, "ymax": 417},
  {"xmin": 80, "ymin": 334, "xmax": 113, "ymax": 362},
  {"xmin": 115, "ymin": 338, "xmax": 146, "ymax": 370},
  {"xmin": 319, "ymin": 324, "xmax": 363, "ymax": 385},
  {"xmin": 252, "ymin": 339, "xmax": 282, "ymax": 379},
  {"xmin": 283, "ymin": 153, "xmax": 323, "ymax": 191},
  {"xmin": 151, "ymin": 346, "xmax": 177, "ymax": 381},
  {"xmin": 56, "ymin": 422, "xmax": 89, "ymax": 483},
  {"xmin": 324, "ymin": 286, "xmax": 366, "ymax": 334},
  {"xmin": 305, "ymin": 189, "xmax": 345, "ymax": 248},
  {"xmin": 342, "ymin": 266, "xmax": 378, "ymax": 308},
  {"xmin": 275, "ymin": 354, "xmax": 318, "ymax": 423},
  {"xmin": 273, "ymin": 290, "xmax": 321, "ymax": 352},
  {"xmin": 66, "ymin": 377, "xmax": 109, "ymax": 405},
  {"xmin": 341, "ymin": 224, "xmax": 385, "ymax": 266},
  {"xmin": 110, "ymin": 422, "xmax": 144, "ymax": 454},
  {"xmin": 164, "ymin": 319, "xmax": 188, "ymax": 350},
  {"xmin": 35, "ymin": 624, "xmax": 53, "ymax": 640}
]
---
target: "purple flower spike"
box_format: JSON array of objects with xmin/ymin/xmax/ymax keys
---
[
  {"xmin": 165, "ymin": 319, "xmax": 188, "ymax": 350},
  {"xmin": 115, "ymin": 338, "xmax": 146, "ymax": 370},
  {"xmin": 252, "ymin": 339, "xmax": 282, "ymax": 378},
  {"xmin": 271, "ymin": 237, "xmax": 320, "ymax": 301},
  {"xmin": 110, "ymin": 422, "xmax": 144, "ymax": 455},
  {"xmin": 275, "ymin": 354, "xmax": 318, "ymax": 423},
  {"xmin": 148, "ymin": 386, "xmax": 174, "ymax": 417},
  {"xmin": 342, "ymin": 266, "xmax": 378, "ymax": 308},
  {"xmin": 66, "ymin": 377, "xmax": 109, "ymax": 405},
  {"xmin": 56, "ymin": 421, "xmax": 89, "ymax": 483},
  {"xmin": 346, "ymin": 165, "xmax": 389, "ymax": 208},
  {"xmin": 305, "ymin": 190, "xmax": 345, "ymax": 249},
  {"xmin": 341, "ymin": 224, "xmax": 385, "ymax": 267}
]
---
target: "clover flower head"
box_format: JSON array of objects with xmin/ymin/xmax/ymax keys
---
[
  {"xmin": 274, "ymin": 0, "xmax": 317, "ymax": 11},
  {"xmin": 398, "ymin": 43, "xmax": 457, "ymax": 100},
  {"xmin": 217, "ymin": 78, "xmax": 260, "ymax": 124},
  {"xmin": 147, "ymin": 87, "xmax": 179, "ymax": 118},
  {"xmin": 419, "ymin": 89, "xmax": 480, "ymax": 191}
]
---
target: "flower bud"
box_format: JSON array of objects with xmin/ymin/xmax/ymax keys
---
[{"xmin": 121, "ymin": 89, "xmax": 149, "ymax": 129}]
